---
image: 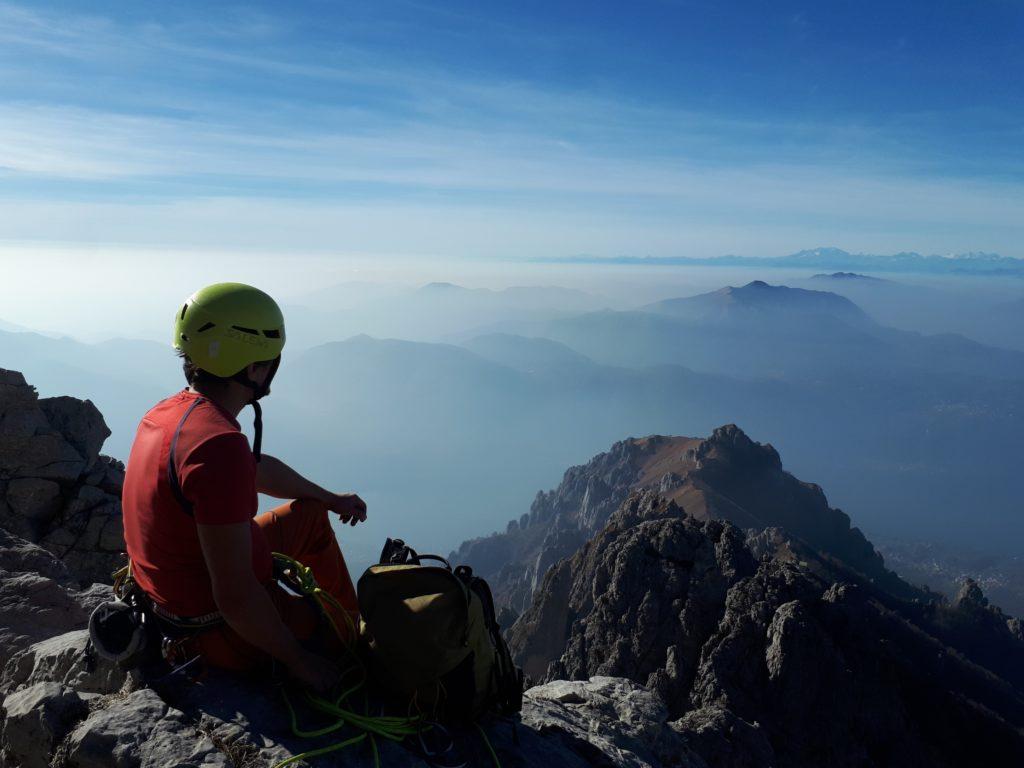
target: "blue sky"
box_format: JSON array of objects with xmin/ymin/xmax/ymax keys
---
[{"xmin": 0, "ymin": 0, "xmax": 1022, "ymax": 260}]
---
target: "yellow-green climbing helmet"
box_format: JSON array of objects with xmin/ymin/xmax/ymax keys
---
[{"xmin": 173, "ymin": 283, "xmax": 286, "ymax": 377}]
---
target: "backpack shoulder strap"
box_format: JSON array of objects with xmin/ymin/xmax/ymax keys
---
[{"xmin": 167, "ymin": 397, "xmax": 206, "ymax": 517}]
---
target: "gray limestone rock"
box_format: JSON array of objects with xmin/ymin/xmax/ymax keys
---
[
  {"xmin": 38, "ymin": 397, "xmax": 109, "ymax": 473},
  {"xmin": 0, "ymin": 369, "xmax": 124, "ymax": 586},
  {"xmin": 0, "ymin": 526, "xmax": 71, "ymax": 581},
  {"xmin": 155, "ymin": 670, "xmax": 690, "ymax": 768},
  {"xmin": 521, "ymin": 677, "xmax": 703, "ymax": 768},
  {"xmin": 74, "ymin": 583, "xmax": 116, "ymax": 615},
  {"xmin": 3, "ymin": 630, "xmax": 128, "ymax": 697},
  {"xmin": 1, "ymin": 682, "xmax": 89, "ymax": 768},
  {"xmin": 66, "ymin": 688, "xmax": 226, "ymax": 768},
  {"xmin": 0, "ymin": 572, "xmax": 89, "ymax": 666},
  {"xmin": 5, "ymin": 477, "xmax": 63, "ymax": 525},
  {"xmin": 510, "ymin": 491, "xmax": 757, "ymax": 716},
  {"xmin": 671, "ymin": 706, "xmax": 774, "ymax": 768}
]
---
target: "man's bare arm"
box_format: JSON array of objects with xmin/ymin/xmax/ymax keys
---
[{"xmin": 255, "ymin": 454, "xmax": 367, "ymax": 525}]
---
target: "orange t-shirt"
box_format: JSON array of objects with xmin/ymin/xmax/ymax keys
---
[{"xmin": 122, "ymin": 390, "xmax": 272, "ymax": 617}]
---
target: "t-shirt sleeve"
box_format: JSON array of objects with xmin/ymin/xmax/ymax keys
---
[{"xmin": 178, "ymin": 431, "xmax": 257, "ymax": 525}]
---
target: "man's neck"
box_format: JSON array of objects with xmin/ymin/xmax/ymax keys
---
[{"xmin": 189, "ymin": 382, "xmax": 251, "ymax": 418}]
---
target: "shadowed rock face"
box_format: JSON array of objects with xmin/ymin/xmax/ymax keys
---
[
  {"xmin": 0, "ymin": 369, "xmax": 125, "ymax": 586},
  {"xmin": 452, "ymin": 424, "xmax": 918, "ymax": 619},
  {"xmin": 509, "ymin": 490, "xmax": 1024, "ymax": 768}
]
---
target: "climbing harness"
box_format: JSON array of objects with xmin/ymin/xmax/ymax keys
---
[{"xmin": 90, "ymin": 561, "xmax": 222, "ymax": 675}]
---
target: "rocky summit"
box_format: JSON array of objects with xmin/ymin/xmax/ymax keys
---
[
  {"xmin": 3, "ymin": 367, "xmax": 1023, "ymax": 767},
  {"xmin": 509, "ymin": 491, "xmax": 1024, "ymax": 767},
  {"xmin": 451, "ymin": 425, "xmax": 918, "ymax": 619}
]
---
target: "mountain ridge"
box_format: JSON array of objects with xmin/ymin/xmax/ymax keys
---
[
  {"xmin": 450, "ymin": 424, "xmax": 924, "ymax": 618},
  {"xmin": 507, "ymin": 489, "xmax": 1024, "ymax": 767},
  {"xmin": 644, "ymin": 280, "xmax": 872, "ymax": 325}
]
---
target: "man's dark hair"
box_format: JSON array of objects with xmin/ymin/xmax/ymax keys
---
[
  {"xmin": 177, "ymin": 351, "xmax": 272, "ymax": 386},
  {"xmin": 177, "ymin": 350, "xmax": 232, "ymax": 386}
]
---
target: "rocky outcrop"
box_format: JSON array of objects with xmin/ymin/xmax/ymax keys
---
[
  {"xmin": 1, "ymin": 649, "xmax": 702, "ymax": 768},
  {"xmin": 0, "ymin": 526, "xmax": 114, "ymax": 663},
  {"xmin": 3, "ymin": 629, "xmax": 127, "ymax": 696},
  {"xmin": 1, "ymin": 682, "xmax": 90, "ymax": 768},
  {"xmin": 509, "ymin": 493, "xmax": 757, "ymax": 709},
  {"xmin": 0, "ymin": 369, "xmax": 125, "ymax": 586},
  {"xmin": 510, "ymin": 490, "xmax": 1024, "ymax": 767},
  {"xmin": 452, "ymin": 425, "xmax": 919, "ymax": 616},
  {"xmin": 522, "ymin": 677, "xmax": 705, "ymax": 767}
]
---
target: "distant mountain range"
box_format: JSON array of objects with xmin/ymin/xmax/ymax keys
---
[
  {"xmin": 543, "ymin": 247, "xmax": 1024, "ymax": 275},
  {"xmin": 5, "ymin": 276, "xmax": 1024, "ymax": 571},
  {"xmin": 282, "ymin": 281, "xmax": 610, "ymax": 349},
  {"xmin": 539, "ymin": 280, "xmax": 1024, "ymax": 381}
]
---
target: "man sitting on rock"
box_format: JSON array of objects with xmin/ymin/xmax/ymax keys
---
[{"xmin": 121, "ymin": 282, "xmax": 365, "ymax": 693}]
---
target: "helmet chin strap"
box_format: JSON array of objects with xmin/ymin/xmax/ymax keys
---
[
  {"xmin": 250, "ymin": 401, "xmax": 264, "ymax": 463},
  {"xmin": 232, "ymin": 356, "xmax": 280, "ymax": 462}
]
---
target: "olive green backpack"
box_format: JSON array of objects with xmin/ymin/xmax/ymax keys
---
[{"xmin": 357, "ymin": 539, "xmax": 523, "ymax": 722}]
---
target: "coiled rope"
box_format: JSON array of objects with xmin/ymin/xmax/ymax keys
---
[{"xmin": 268, "ymin": 553, "xmax": 502, "ymax": 768}]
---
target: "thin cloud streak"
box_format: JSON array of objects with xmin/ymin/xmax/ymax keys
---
[
  {"xmin": 0, "ymin": 102, "xmax": 1021, "ymax": 238},
  {"xmin": 0, "ymin": 1, "xmax": 1020, "ymax": 259}
]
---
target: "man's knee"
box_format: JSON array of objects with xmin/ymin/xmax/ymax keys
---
[
  {"xmin": 289, "ymin": 497, "xmax": 334, "ymax": 537},
  {"xmin": 290, "ymin": 497, "xmax": 328, "ymax": 519}
]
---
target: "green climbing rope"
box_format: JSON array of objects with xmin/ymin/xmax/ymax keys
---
[
  {"xmin": 475, "ymin": 723, "xmax": 502, "ymax": 767},
  {"xmin": 267, "ymin": 552, "xmax": 502, "ymax": 768}
]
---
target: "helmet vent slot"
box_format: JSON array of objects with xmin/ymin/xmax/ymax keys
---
[
  {"xmin": 180, "ymin": 304, "xmax": 188, "ymax": 320},
  {"xmin": 231, "ymin": 325, "xmax": 259, "ymax": 335},
  {"xmin": 197, "ymin": 322, "xmax": 215, "ymax": 333},
  {"xmin": 263, "ymin": 329, "xmax": 281, "ymax": 338}
]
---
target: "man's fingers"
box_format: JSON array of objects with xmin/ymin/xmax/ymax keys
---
[{"xmin": 330, "ymin": 494, "xmax": 367, "ymax": 526}]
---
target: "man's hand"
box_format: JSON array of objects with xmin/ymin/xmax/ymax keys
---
[{"xmin": 326, "ymin": 492, "xmax": 367, "ymax": 526}]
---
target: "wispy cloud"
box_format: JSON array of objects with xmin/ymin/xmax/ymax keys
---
[{"xmin": 0, "ymin": 1, "xmax": 1020, "ymax": 258}]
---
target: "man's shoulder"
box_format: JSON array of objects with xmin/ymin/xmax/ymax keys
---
[
  {"xmin": 144, "ymin": 390, "xmax": 198, "ymax": 423},
  {"xmin": 147, "ymin": 392, "xmax": 237, "ymax": 430},
  {"xmin": 150, "ymin": 392, "xmax": 248, "ymax": 456},
  {"xmin": 180, "ymin": 402, "xmax": 250, "ymax": 464}
]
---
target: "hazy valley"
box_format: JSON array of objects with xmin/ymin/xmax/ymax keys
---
[{"xmin": 2, "ymin": 257, "xmax": 1023, "ymax": 609}]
